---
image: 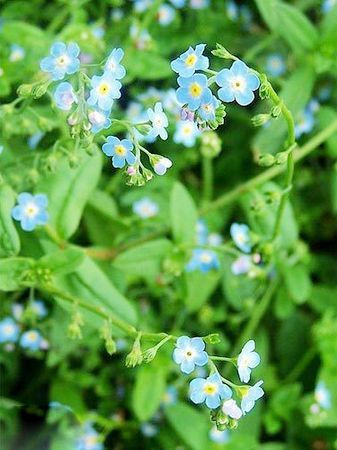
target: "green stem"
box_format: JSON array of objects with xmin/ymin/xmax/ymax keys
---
[
  {"xmin": 283, "ymin": 346, "xmax": 316, "ymax": 384},
  {"xmin": 209, "ymin": 356, "xmax": 235, "ymax": 363},
  {"xmin": 202, "ymin": 156, "xmax": 213, "ymax": 205},
  {"xmin": 200, "ymin": 119, "xmax": 337, "ymax": 214}
]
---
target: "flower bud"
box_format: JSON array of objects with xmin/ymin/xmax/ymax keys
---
[
  {"xmin": 275, "ymin": 151, "xmax": 288, "ymax": 165},
  {"xmin": 211, "ymin": 43, "xmax": 236, "ymax": 60},
  {"xmin": 17, "ymin": 83, "xmax": 33, "ymax": 98},
  {"xmin": 32, "ymin": 82, "xmax": 49, "ymax": 99},
  {"xmin": 203, "ymin": 333, "xmax": 221, "ymax": 344},
  {"xmin": 200, "ymin": 131, "xmax": 222, "ymax": 158},
  {"xmin": 125, "ymin": 335, "xmax": 143, "ymax": 368},
  {"xmin": 258, "ymin": 153, "xmax": 275, "ymax": 167},
  {"xmin": 251, "ymin": 113, "xmax": 271, "ymax": 127},
  {"xmin": 135, "ymin": 124, "xmax": 152, "ymax": 135}
]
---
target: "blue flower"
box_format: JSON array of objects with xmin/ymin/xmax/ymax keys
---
[
  {"xmin": 40, "ymin": 42, "xmax": 80, "ymax": 81},
  {"xmin": 88, "ymin": 108, "xmax": 111, "ymax": 134},
  {"xmin": 237, "ymin": 340, "xmax": 260, "ymax": 383},
  {"xmin": 12, "ymin": 193, "xmax": 49, "ymax": 232},
  {"xmin": 207, "ymin": 232, "xmax": 223, "ymax": 247},
  {"xmin": 157, "ymin": 4, "xmax": 176, "ymax": 26},
  {"xmin": 28, "ymin": 132, "xmax": 45, "ymax": 150},
  {"xmin": 9, "ymin": 44, "xmax": 25, "ymax": 62},
  {"xmin": 102, "ymin": 136, "xmax": 136, "ymax": 168},
  {"xmin": 176, "ymin": 74, "xmax": 210, "ymax": 111},
  {"xmin": 231, "ymin": 255, "xmax": 251, "ymax": 275},
  {"xmin": 171, "ymin": 44, "xmax": 209, "ymax": 78},
  {"xmin": 76, "ymin": 423, "xmax": 103, "ymax": 450},
  {"xmin": 147, "ymin": 102, "xmax": 169, "ymax": 140},
  {"xmin": 173, "ymin": 336, "xmax": 208, "ymax": 374},
  {"xmin": 173, "ymin": 120, "xmax": 200, "ymax": 147},
  {"xmin": 222, "ymin": 398, "xmax": 243, "ymax": 419},
  {"xmin": 227, "ymin": 1, "xmax": 239, "ymax": 21},
  {"xmin": 162, "ymin": 385, "xmax": 178, "ymax": 405},
  {"xmin": 322, "ymin": 0, "xmax": 337, "ymax": 13},
  {"xmin": 31, "ymin": 300, "xmax": 48, "ymax": 319},
  {"xmin": 190, "ymin": 0, "xmax": 210, "ymax": 9},
  {"xmin": 104, "ymin": 48, "xmax": 126, "ymax": 79},
  {"xmin": 230, "ymin": 223, "xmax": 251, "ymax": 253},
  {"xmin": 295, "ymin": 108, "xmax": 315, "ymax": 138},
  {"xmin": 266, "ymin": 54, "xmax": 286, "ymax": 77},
  {"xmin": 241, "ymin": 380, "xmax": 264, "ymax": 414},
  {"xmin": 315, "ymin": 381, "xmax": 331, "ymax": 409},
  {"xmin": 186, "ymin": 248, "xmax": 220, "ymax": 273},
  {"xmin": 20, "ymin": 329, "xmax": 43, "ymax": 351},
  {"xmin": 170, "ymin": 0, "xmax": 185, "ymax": 7},
  {"xmin": 190, "ymin": 373, "xmax": 232, "ymax": 409},
  {"xmin": 87, "ymin": 71, "xmax": 122, "ymax": 111},
  {"xmin": 54, "ymin": 82, "xmax": 77, "ymax": 110},
  {"xmin": 152, "ymin": 156, "xmax": 172, "ymax": 175},
  {"xmin": 198, "ymin": 89, "xmax": 218, "ymax": 121},
  {"xmin": 196, "ymin": 219, "xmax": 208, "ymax": 245},
  {"xmin": 216, "ymin": 60, "xmax": 260, "ymax": 106},
  {"xmin": 133, "ymin": 198, "xmax": 159, "ymax": 219},
  {"xmin": 0, "ymin": 317, "xmax": 19, "ymax": 343},
  {"xmin": 140, "ymin": 422, "xmax": 158, "ymax": 437},
  {"xmin": 209, "ymin": 426, "xmax": 230, "ymax": 444}
]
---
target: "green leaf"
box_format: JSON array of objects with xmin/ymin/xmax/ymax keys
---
[
  {"xmin": 37, "ymin": 152, "xmax": 102, "ymax": 239},
  {"xmin": 50, "ymin": 379, "xmax": 85, "ymax": 414},
  {"xmin": 308, "ymin": 285, "xmax": 337, "ymax": 313},
  {"xmin": 0, "ymin": 184, "xmax": 20, "ymax": 257},
  {"xmin": 317, "ymin": 107, "xmax": 337, "ymax": 158},
  {"xmin": 282, "ymin": 263, "xmax": 312, "ymax": 304},
  {"xmin": 38, "ymin": 247, "xmax": 85, "ymax": 275},
  {"xmin": 165, "ymin": 402, "xmax": 210, "ymax": 450},
  {"xmin": 124, "ymin": 48, "xmax": 172, "ymax": 81},
  {"xmin": 0, "ymin": 257, "xmax": 34, "ymax": 291},
  {"xmin": 132, "ymin": 363, "xmax": 166, "ymax": 421},
  {"xmin": 184, "ymin": 270, "xmax": 220, "ymax": 312},
  {"xmin": 254, "ymin": 0, "xmax": 279, "ymax": 30},
  {"xmin": 170, "ymin": 182, "xmax": 198, "ymax": 243},
  {"xmin": 113, "ymin": 239, "xmax": 172, "ymax": 281}
]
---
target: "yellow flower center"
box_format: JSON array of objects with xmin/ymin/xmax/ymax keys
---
[
  {"xmin": 115, "ymin": 145, "xmax": 126, "ymax": 156},
  {"xmin": 200, "ymin": 252, "xmax": 212, "ymax": 263},
  {"xmin": 186, "ymin": 54, "xmax": 197, "ymax": 67},
  {"xmin": 189, "ymin": 82, "xmax": 202, "ymax": 98},
  {"xmin": 27, "ymin": 332, "xmax": 38, "ymax": 342},
  {"xmin": 84, "ymin": 436, "xmax": 98, "ymax": 446},
  {"xmin": 24, "ymin": 203, "xmax": 38, "ymax": 218},
  {"xmin": 99, "ymin": 82, "xmax": 110, "ymax": 95},
  {"xmin": 4, "ymin": 325, "xmax": 14, "ymax": 335},
  {"xmin": 203, "ymin": 383, "xmax": 217, "ymax": 395},
  {"xmin": 183, "ymin": 125, "xmax": 192, "ymax": 135}
]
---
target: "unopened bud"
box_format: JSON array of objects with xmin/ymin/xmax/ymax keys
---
[
  {"xmin": 252, "ymin": 113, "xmax": 270, "ymax": 127},
  {"xmin": 17, "ymin": 83, "xmax": 33, "ymax": 98},
  {"xmin": 258, "ymin": 153, "xmax": 275, "ymax": 167}
]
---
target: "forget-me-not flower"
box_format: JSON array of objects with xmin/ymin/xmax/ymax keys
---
[
  {"xmin": 104, "ymin": 48, "xmax": 126, "ymax": 79},
  {"xmin": 237, "ymin": 339, "xmax": 260, "ymax": 383},
  {"xmin": 147, "ymin": 102, "xmax": 169, "ymax": 140},
  {"xmin": 230, "ymin": 223, "xmax": 251, "ymax": 253},
  {"xmin": 241, "ymin": 380, "xmax": 264, "ymax": 414},
  {"xmin": 162, "ymin": 385, "xmax": 178, "ymax": 405},
  {"xmin": 54, "ymin": 82, "xmax": 77, "ymax": 110},
  {"xmin": 198, "ymin": 89, "xmax": 218, "ymax": 121},
  {"xmin": 186, "ymin": 248, "xmax": 220, "ymax": 273},
  {"xmin": 209, "ymin": 426, "xmax": 230, "ymax": 444},
  {"xmin": 102, "ymin": 136, "xmax": 136, "ymax": 168},
  {"xmin": 9, "ymin": 44, "xmax": 25, "ymax": 62},
  {"xmin": 87, "ymin": 71, "xmax": 122, "ymax": 111},
  {"xmin": 222, "ymin": 398, "xmax": 243, "ymax": 419},
  {"xmin": 171, "ymin": 44, "xmax": 209, "ymax": 78},
  {"xmin": 173, "ymin": 120, "xmax": 200, "ymax": 147},
  {"xmin": 12, "ymin": 193, "xmax": 49, "ymax": 231},
  {"xmin": 20, "ymin": 330, "xmax": 43, "ymax": 351},
  {"xmin": 322, "ymin": 0, "xmax": 337, "ymax": 13},
  {"xmin": 76, "ymin": 423, "xmax": 103, "ymax": 450},
  {"xmin": 231, "ymin": 255, "xmax": 251, "ymax": 275},
  {"xmin": 133, "ymin": 198, "xmax": 159, "ymax": 219},
  {"xmin": 314, "ymin": 381, "xmax": 331, "ymax": 409},
  {"xmin": 190, "ymin": 373, "xmax": 232, "ymax": 409},
  {"xmin": 0, "ymin": 317, "xmax": 19, "ymax": 344},
  {"xmin": 216, "ymin": 60, "xmax": 260, "ymax": 106},
  {"xmin": 40, "ymin": 42, "xmax": 80, "ymax": 80},
  {"xmin": 31, "ymin": 300, "xmax": 48, "ymax": 319},
  {"xmin": 88, "ymin": 108, "xmax": 111, "ymax": 134},
  {"xmin": 173, "ymin": 336, "xmax": 208, "ymax": 374},
  {"xmin": 157, "ymin": 4, "xmax": 176, "ymax": 26},
  {"xmin": 295, "ymin": 108, "xmax": 315, "ymax": 138},
  {"xmin": 266, "ymin": 54, "xmax": 286, "ymax": 77},
  {"xmin": 190, "ymin": 0, "xmax": 210, "ymax": 10},
  {"xmin": 176, "ymin": 74, "xmax": 210, "ymax": 111},
  {"xmin": 153, "ymin": 156, "xmax": 172, "ymax": 175}
]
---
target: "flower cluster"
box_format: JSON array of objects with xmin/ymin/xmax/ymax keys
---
[
  {"xmin": 173, "ymin": 336, "xmax": 264, "ymax": 429},
  {"xmin": 171, "ymin": 44, "xmax": 260, "ymax": 131}
]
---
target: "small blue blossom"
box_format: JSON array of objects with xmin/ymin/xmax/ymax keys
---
[
  {"xmin": 141, "ymin": 422, "xmax": 158, "ymax": 437},
  {"xmin": 198, "ymin": 89, "xmax": 218, "ymax": 121},
  {"xmin": 237, "ymin": 340, "xmax": 260, "ymax": 383},
  {"xmin": 190, "ymin": 373, "xmax": 232, "ymax": 409},
  {"xmin": 207, "ymin": 232, "xmax": 223, "ymax": 247},
  {"xmin": 227, "ymin": 0, "xmax": 239, "ymax": 21},
  {"xmin": 216, "ymin": 60, "xmax": 260, "ymax": 106},
  {"xmin": 147, "ymin": 102, "xmax": 169, "ymax": 140},
  {"xmin": 76, "ymin": 423, "xmax": 103, "ymax": 450},
  {"xmin": 190, "ymin": 0, "xmax": 210, "ymax": 9},
  {"xmin": 162, "ymin": 385, "xmax": 178, "ymax": 405},
  {"xmin": 54, "ymin": 82, "xmax": 77, "ymax": 110},
  {"xmin": 186, "ymin": 248, "xmax": 220, "ymax": 273},
  {"xmin": 0, "ymin": 317, "xmax": 19, "ymax": 344},
  {"xmin": 9, "ymin": 44, "xmax": 25, "ymax": 62},
  {"xmin": 92, "ymin": 25, "xmax": 105, "ymax": 39},
  {"xmin": 28, "ymin": 132, "xmax": 45, "ymax": 150},
  {"xmin": 231, "ymin": 255, "xmax": 251, "ymax": 275},
  {"xmin": 133, "ymin": 0, "xmax": 153, "ymax": 13},
  {"xmin": 196, "ymin": 219, "xmax": 208, "ymax": 245},
  {"xmin": 230, "ymin": 223, "xmax": 251, "ymax": 253},
  {"xmin": 133, "ymin": 198, "xmax": 159, "ymax": 219},
  {"xmin": 173, "ymin": 120, "xmax": 200, "ymax": 147},
  {"xmin": 31, "ymin": 300, "xmax": 48, "ymax": 319},
  {"xmin": 315, "ymin": 381, "xmax": 331, "ymax": 409},
  {"xmin": 295, "ymin": 108, "xmax": 315, "ymax": 138},
  {"xmin": 12, "ymin": 193, "xmax": 49, "ymax": 232},
  {"xmin": 209, "ymin": 426, "xmax": 230, "ymax": 444},
  {"xmin": 104, "ymin": 48, "xmax": 126, "ymax": 79},
  {"xmin": 322, "ymin": 0, "xmax": 337, "ymax": 13},
  {"xmin": 88, "ymin": 108, "xmax": 111, "ymax": 134},
  {"xmin": 173, "ymin": 336, "xmax": 208, "ymax": 374},
  {"xmin": 12, "ymin": 303, "xmax": 24, "ymax": 321},
  {"xmin": 170, "ymin": 0, "xmax": 185, "ymax": 7},
  {"xmin": 157, "ymin": 4, "xmax": 176, "ymax": 26},
  {"xmin": 102, "ymin": 136, "xmax": 136, "ymax": 168},
  {"xmin": 266, "ymin": 54, "xmax": 286, "ymax": 77},
  {"xmin": 171, "ymin": 44, "xmax": 209, "ymax": 78},
  {"xmin": 222, "ymin": 398, "xmax": 243, "ymax": 419},
  {"xmin": 241, "ymin": 380, "xmax": 264, "ymax": 414},
  {"xmin": 20, "ymin": 329, "xmax": 43, "ymax": 351},
  {"xmin": 87, "ymin": 71, "xmax": 122, "ymax": 111},
  {"xmin": 176, "ymin": 74, "xmax": 210, "ymax": 111},
  {"xmin": 40, "ymin": 42, "xmax": 80, "ymax": 81},
  {"xmin": 153, "ymin": 156, "xmax": 172, "ymax": 175}
]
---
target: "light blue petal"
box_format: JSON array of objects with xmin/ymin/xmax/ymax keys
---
[
  {"xmin": 235, "ymin": 89, "xmax": 254, "ymax": 106},
  {"xmin": 190, "ymin": 337, "xmax": 205, "ymax": 351},
  {"xmin": 246, "ymin": 72, "xmax": 260, "ymax": 90},
  {"xmin": 51, "ymin": 42, "xmax": 66, "ymax": 56},
  {"xmin": 112, "ymin": 155, "xmax": 126, "ymax": 168},
  {"xmin": 218, "ymin": 87, "xmax": 235, "ymax": 103},
  {"xmin": 176, "ymin": 336, "xmax": 191, "ymax": 349},
  {"xmin": 205, "ymin": 395, "xmax": 220, "ymax": 409},
  {"xmin": 181, "ymin": 359, "xmax": 195, "ymax": 374},
  {"xmin": 102, "ymin": 143, "xmax": 114, "ymax": 157}
]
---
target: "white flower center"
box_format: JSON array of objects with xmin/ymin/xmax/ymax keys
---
[
  {"xmin": 56, "ymin": 54, "xmax": 70, "ymax": 67},
  {"xmin": 27, "ymin": 331, "xmax": 38, "ymax": 342},
  {"xmin": 230, "ymin": 76, "xmax": 247, "ymax": 92},
  {"xmin": 24, "ymin": 203, "xmax": 39, "ymax": 218},
  {"xmin": 4, "ymin": 325, "xmax": 15, "ymax": 335},
  {"xmin": 184, "ymin": 347, "xmax": 196, "ymax": 359},
  {"xmin": 199, "ymin": 252, "xmax": 212, "ymax": 263}
]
